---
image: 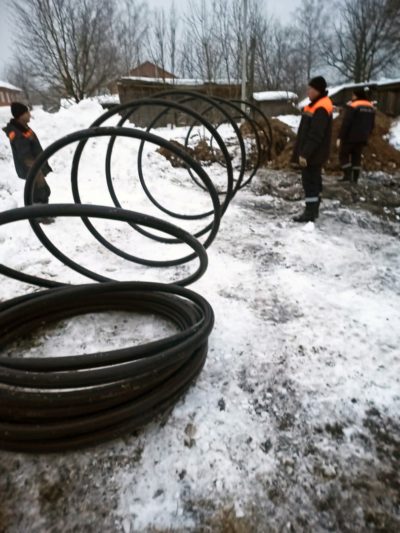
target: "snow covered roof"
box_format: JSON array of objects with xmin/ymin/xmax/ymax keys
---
[
  {"xmin": 119, "ymin": 76, "xmax": 235, "ymax": 86},
  {"xmin": 253, "ymin": 90, "xmax": 298, "ymax": 102},
  {"xmin": 377, "ymin": 78, "xmax": 400, "ymax": 87},
  {"xmin": 0, "ymin": 81, "xmax": 22, "ymax": 91}
]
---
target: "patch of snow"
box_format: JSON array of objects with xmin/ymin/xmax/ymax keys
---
[
  {"xmin": 119, "ymin": 76, "xmax": 237, "ymax": 86},
  {"xmin": 274, "ymin": 114, "xmax": 301, "ymax": 132},
  {"xmin": 253, "ymin": 91, "xmax": 298, "ymax": 102},
  {"xmin": 60, "ymin": 95, "xmax": 120, "ymax": 109},
  {"xmin": 389, "ymin": 117, "xmax": 400, "ymax": 150}
]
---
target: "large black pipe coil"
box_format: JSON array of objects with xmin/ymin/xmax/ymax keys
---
[{"xmin": 0, "ymin": 95, "xmax": 272, "ymax": 452}]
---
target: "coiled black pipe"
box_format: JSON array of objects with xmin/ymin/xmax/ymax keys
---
[
  {"xmin": 0, "ymin": 279, "xmax": 213, "ymax": 452},
  {"xmin": 0, "ymin": 96, "xmax": 271, "ymax": 452},
  {"xmin": 70, "ymin": 99, "xmax": 231, "ymax": 249},
  {"xmin": 26, "ymin": 127, "xmax": 220, "ymax": 270},
  {"xmin": 0, "ymin": 204, "xmax": 212, "ymax": 453}
]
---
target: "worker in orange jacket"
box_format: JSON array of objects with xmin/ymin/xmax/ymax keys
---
[
  {"xmin": 292, "ymin": 76, "xmax": 333, "ymax": 222},
  {"xmin": 337, "ymin": 88, "xmax": 375, "ymax": 184},
  {"xmin": 3, "ymin": 102, "xmax": 53, "ymax": 209}
]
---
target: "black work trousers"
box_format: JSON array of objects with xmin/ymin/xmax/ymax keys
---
[
  {"xmin": 30, "ymin": 175, "xmax": 51, "ymax": 204},
  {"xmin": 339, "ymin": 142, "xmax": 364, "ymax": 170},
  {"xmin": 301, "ymin": 166, "xmax": 322, "ymax": 203}
]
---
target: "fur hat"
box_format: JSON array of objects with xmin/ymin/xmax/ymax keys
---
[
  {"xmin": 353, "ymin": 87, "xmax": 369, "ymax": 100},
  {"xmin": 308, "ymin": 76, "xmax": 328, "ymax": 95},
  {"xmin": 11, "ymin": 102, "xmax": 29, "ymax": 119}
]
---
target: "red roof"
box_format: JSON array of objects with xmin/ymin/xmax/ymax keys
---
[{"xmin": 129, "ymin": 61, "xmax": 176, "ymax": 79}]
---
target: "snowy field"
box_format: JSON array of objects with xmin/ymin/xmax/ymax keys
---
[{"xmin": 0, "ymin": 102, "xmax": 399, "ymax": 531}]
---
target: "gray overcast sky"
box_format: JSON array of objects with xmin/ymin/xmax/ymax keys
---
[{"xmin": 0, "ymin": 0, "xmax": 300, "ymax": 78}]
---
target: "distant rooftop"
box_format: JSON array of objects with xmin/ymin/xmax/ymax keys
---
[
  {"xmin": 253, "ymin": 90, "xmax": 298, "ymax": 102},
  {"xmin": 129, "ymin": 61, "xmax": 177, "ymax": 80},
  {"xmin": 119, "ymin": 76, "xmax": 237, "ymax": 86},
  {"xmin": 0, "ymin": 81, "xmax": 22, "ymax": 91}
]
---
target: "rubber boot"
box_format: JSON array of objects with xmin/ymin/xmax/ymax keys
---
[
  {"xmin": 293, "ymin": 203, "xmax": 317, "ymax": 223},
  {"xmin": 338, "ymin": 167, "xmax": 352, "ymax": 182},
  {"xmin": 352, "ymin": 168, "xmax": 361, "ymax": 184}
]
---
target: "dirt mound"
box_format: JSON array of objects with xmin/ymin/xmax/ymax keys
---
[
  {"xmin": 157, "ymin": 140, "xmax": 195, "ymax": 168},
  {"xmin": 193, "ymin": 139, "xmax": 220, "ymax": 164},
  {"xmin": 157, "ymin": 138, "xmax": 224, "ymax": 168},
  {"xmin": 269, "ymin": 118, "xmax": 296, "ymax": 159},
  {"xmin": 271, "ymin": 111, "xmax": 400, "ymax": 174},
  {"xmin": 240, "ymin": 118, "xmax": 293, "ymax": 167}
]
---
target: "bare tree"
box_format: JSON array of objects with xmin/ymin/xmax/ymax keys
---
[
  {"xmin": 213, "ymin": 0, "xmax": 233, "ymax": 83},
  {"xmin": 247, "ymin": 0, "xmax": 271, "ymax": 92},
  {"xmin": 145, "ymin": 1, "xmax": 179, "ymax": 79},
  {"xmin": 168, "ymin": 1, "xmax": 178, "ymax": 79},
  {"xmin": 254, "ymin": 20, "xmax": 306, "ymax": 94},
  {"xmin": 184, "ymin": 0, "xmax": 223, "ymax": 81},
  {"xmin": 148, "ymin": 8, "xmax": 168, "ymax": 78},
  {"xmin": 229, "ymin": 0, "xmax": 274, "ymax": 89},
  {"xmin": 116, "ymin": 0, "xmax": 149, "ymax": 75},
  {"xmin": 6, "ymin": 58, "xmax": 35, "ymax": 105},
  {"xmin": 14, "ymin": 0, "xmax": 120, "ymax": 102},
  {"xmin": 293, "ymin": 0, "xmax": 328, "ymax": 80},
  {"xmin": 179, "ymin": 29, "xmax": 197, "ymax": 78},
  {"xmin": 324, "ymin": 0, "xmax": 400, "ymax": 82}
]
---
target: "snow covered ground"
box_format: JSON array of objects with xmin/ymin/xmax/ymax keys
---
[
  {"xmin": 0, "ymin": 102, "xmax": 399, "ymax": 532},
  {"xmin": 274, "ymin": 114, "xmax": 301, "ymax": 132},
  {"xmin": 389, "ymin": 117, "xmax": 400, "ymax": 151}
]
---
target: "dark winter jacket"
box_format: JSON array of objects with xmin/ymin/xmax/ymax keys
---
[
  {"xmin": 2, "ymin": 119, "xmax": 52, "ymax": 180},
  {"xmin": 292, "ymin": 94, "xmax": 333, "ymax": 167},
  {"xmin": 338, "ymin": 99, "xmax": 375, "ymax": 145}
]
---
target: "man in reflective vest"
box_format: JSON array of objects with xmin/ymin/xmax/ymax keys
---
[
  {"xmin": 3, "ymin": 102, "xmax": 53, "ymax": 221},
  {"xmin": 292, "ymin": 76, "xmax": 333, "ymax": 222},
  {"xmin": 337, "ymin": 88, "xmax": 375, "ymax": 184}
]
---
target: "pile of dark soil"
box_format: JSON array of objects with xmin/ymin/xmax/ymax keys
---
[
  {"xmin": 157, "ymin": 140, "xmax": 195, "ymax": 168},
  {"xmin": 157, "ymin": 138, "xmax": 223, "ymax": 168}
]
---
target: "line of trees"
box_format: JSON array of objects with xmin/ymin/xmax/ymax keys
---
[{"xmin": 6, "ymin": 0, "xmax": 400, "ymax": 104}]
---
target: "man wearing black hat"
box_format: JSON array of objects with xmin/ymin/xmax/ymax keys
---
[
  {"xmin": 3, "ymin": 102, "xmax": 53, "ymax": 217},
  {"xmin": 292, "ymin": 76, "xmax": 333, "ymax": 222},
  {"xmin": 337, "ymin": 88, "xmax": 375, "ymax": 184}
]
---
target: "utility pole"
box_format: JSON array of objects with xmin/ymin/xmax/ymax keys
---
[{"xmin": 241, "ymin": 0, "xmax": 248, "ymax": 112}]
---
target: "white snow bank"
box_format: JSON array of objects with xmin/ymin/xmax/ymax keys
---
[
  {"xmin": 253, "ymin": 91, "xmax": 297, "ymax": 102},
  {"xmin": 274, "ymin": 114, "xmax": 301, "ymax": 132},
  {"xmin": 120, "ymin": 76, "xmax": 235, "ymax": 86},
  {"xmin": 389, "ymin": 117, "xmax": 400, "ymax": 150}
]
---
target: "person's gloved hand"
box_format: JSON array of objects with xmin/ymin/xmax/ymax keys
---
[
  {"xmin": 336, "ymin": 138, "xmax": 341, "ymax": 149},
  {"xmin": 299, "ymin": 156, "xmax": 307, "ymax": 168}
]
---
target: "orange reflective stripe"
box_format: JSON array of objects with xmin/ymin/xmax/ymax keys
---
[
  {"xmin": 22, "ymin": 129, "xmax": 34, "ymax": 138},
  {"xmin": 350, "ymin": 99, "xmax": 374, "ymax": 108},
  {"xmin": 304, "ymin": 96, "xmax": 333, "ymax": 116},
  {"xmin": 8, "ymin": 131, "xmax": 16, "ymax": 141}
]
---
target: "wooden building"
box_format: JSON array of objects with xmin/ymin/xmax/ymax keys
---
[
  {"xmin": 375, "ymin": 79, "xmax": 400, "ymax": 117},
  {"xmin": 117, "ymin": 76, "xmax": 241, "ymax": 127},
  {"xmin": 252, "ymin": 90, "xmax": 299, "ymax": 116},
  {"xmin": 0, "ymin": 81, "xmax": 22, "ymax": 107}
]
